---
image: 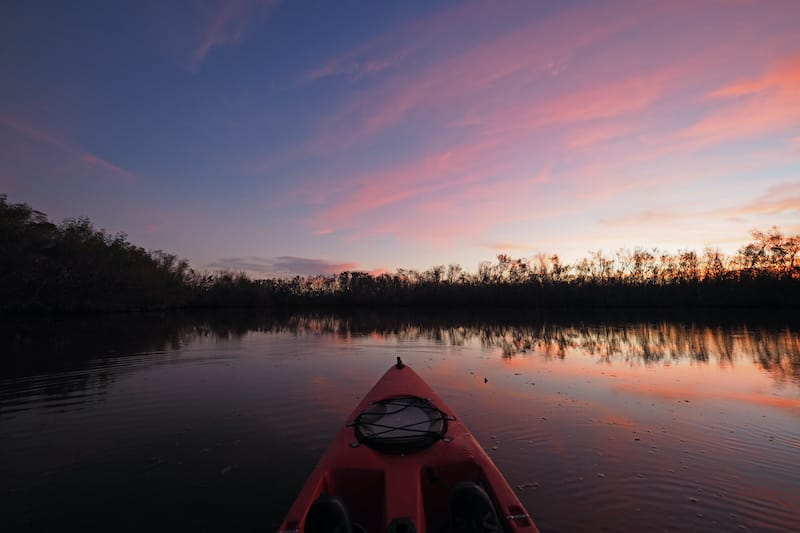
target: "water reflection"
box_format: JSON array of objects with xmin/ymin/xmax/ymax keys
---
[
  {"xmin": 3, "ymin": 310, "xmax": 798, "ymax": 427},
  {"xmin": 4, "ymin": 310, "xmax": 799, "ymax": 384},
  {"xmin": 2, "ymin": 310, "xmax": 799, "ymax": 532}
]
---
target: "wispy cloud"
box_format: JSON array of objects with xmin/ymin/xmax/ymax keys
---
[
  {"xmin": 715, "ymin": 182, "xmax": 800, "ymax": 218},
  {"xmin": 206, "ymin": 255, "xmax": 359, "ymax": 277},
  {"xmin": 306, "ymin": 49, "xmax": 411, "ymax": 81},
  {"xmin": 288, "ymin": 2, "xmax": 799, "ymax": 252},
  {"xmin": 478, "ymin": 242, "xmax": 534, "ymax": 252},
  {"xmin": 600, "ymin": 210, "xmax": 683, "ymax": 227},
  {"xmin": 678, "ymin": 54, "xmax": 800, "ymax": 147},
  {"xmin": 191, "ymin": 0, "xmax": 280, "ymax": 71},
  {"xmin": 0, "ymin": 113, "xmax": 65, "ymax": 147},
  {"xmin": 300, "ymin": 60, "xmax": 691, "ymax": 240},
  {"xmin": 302, "ymin": 1, "xmax": 676, "ymax": 154},
  {"xmin": 0, "ymin": 113, "xmax": 137, "ymax": 183},
  {"xmin": 304, "ymin": 1, "xmax": 489, "ymax": 82},
  {"xmin": 601, "ymin": 181, "xmax": 800, "ymax": 228},
  {"xmin": 78, "ymin": 153, "xmax": 137, "ymax": 182}
]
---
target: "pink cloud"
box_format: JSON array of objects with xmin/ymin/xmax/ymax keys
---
[
  {"xmin": 304, "ymin": 1, "xmax": 503, "ymax": 82},
  {"xmin": 601, "ymin": 210, "xmax": 683, "ymax": 227},
  {"xmin": 0, "ymin": 114, "xmax": 138, "ymax": 183},
  {"xmin": 305, "ymin": 0, "xmax": 799, "ymax": 158},
  {"xmin": 483, "ymin": 67, "xmax": 680, "ymax": 140},
  {"xmin": 715, "ymin": 182, "xmax": 800, "ymax": 218},
  {"xmin": 709, "ymin": 56, "xmax": 800, "ymax": 99},
  {"xmin": 303, "ymin": 1, "xmax": 671, "ymax": 155},
  {"xmin": 599, "ymin": 181, "xmax": 800, "ymax": 231},
  {"xmin": 302, "ymin": 59, "xmax": 702, "ymax": 238},
  {"xmin": 0, "ymin": 113, "xmax": 66, "ymax": 148},
  {"xmin": 282, "ymin": 2, "xmax": 800, "ymax": 254},
  {"xmin": 298, "ymin": 3, "xmax": 778, "ymax": 164},
  {"xmin": 680, "ymin": 54, "xmax": 800, "ymax": 146},
  {"xmin": 191, "ymin": 0, "xmax": 280, "ymax": 70},
  {"xmin": 79, "ymin": 153, "xmax": 137, "ymax": 183},
  {"xmin": 300, "ymin": 60, "xmax": 695, "ymax": 241},
  {"xmin": 565, "ymin": 120, "xmax": 641, "ymax": 152},
  {"xmin": 307, "ymin": 137, "xmax": 517, "ymax": 236},
  {"xmin": 306, "ymin": 49, "xmax": 410, "ymax": 81},
  {"xmin": 315, "ymin": 169, "xmax": 586, "ymax": 251},
  {"xmin": 479, "ymin": 242, "xmax": 533, "ymax": 252}
]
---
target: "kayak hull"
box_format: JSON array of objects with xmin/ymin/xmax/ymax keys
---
[{"xmin": 279, "ymin": 361, "xmax": 538, "ymax": 533}]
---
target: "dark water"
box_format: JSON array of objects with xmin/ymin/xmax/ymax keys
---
[{"xmin": 1, "ymin": 310, "xmax": 799, "ymax": 532}]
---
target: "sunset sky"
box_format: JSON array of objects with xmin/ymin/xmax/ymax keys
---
[{"xmin": 2, "ymin": 1, "xmax": 799, "ymax": 277}]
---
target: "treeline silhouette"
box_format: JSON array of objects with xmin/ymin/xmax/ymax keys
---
[
  {"xmin": 2, "ymin": 194, "xmax": 799, "ymax": 313},
  {"xmin": 2, "ymin": 195, "xmax": 190, "ymax": 313}
]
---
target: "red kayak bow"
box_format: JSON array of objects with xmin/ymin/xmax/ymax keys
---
[{"xmin": 278, "ymin": 358, "xmax": 538, "ymax": 533}]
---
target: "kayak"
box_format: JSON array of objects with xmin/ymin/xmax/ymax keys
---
[{"xmin": 278, "ymin": 358, "xmax": 538, "ymax": 533}]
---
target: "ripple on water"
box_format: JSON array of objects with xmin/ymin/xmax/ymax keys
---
[{"xmin": 1, "ymin": 314, "xmax": 799, "ymax": 532}]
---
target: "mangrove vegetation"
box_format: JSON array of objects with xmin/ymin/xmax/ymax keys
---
[{"xmin": 2, "ymin": 194, "xmax": 799, "ymax": 314}]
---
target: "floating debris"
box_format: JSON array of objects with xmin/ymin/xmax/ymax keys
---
[
  {"xmin": 517, "ymin": 481, "xmax": 539, "ymax": 490},
  {"xmin": 144, "ymin": 457, "xmax": 164, "ymax": 471},
  {"xmin": 220, "ymin": 465, "xmax": 234, "ymax": 476},
  {"xmin": 597, "ymin": 473, "xmax": 606, "ymax": 478}
]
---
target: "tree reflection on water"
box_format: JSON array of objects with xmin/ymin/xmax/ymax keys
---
[
  {"xmin": 3, "ymin": 309, "xmax": 798, "ymax": 533},
  {"xmin": 3, "ymin": 309, "xmax": 799, "ymax": 386}
]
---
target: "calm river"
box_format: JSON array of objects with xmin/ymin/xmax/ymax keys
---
[{"xmin": 1, "ymin": 310, "xmax": 798, "ymax": 532}]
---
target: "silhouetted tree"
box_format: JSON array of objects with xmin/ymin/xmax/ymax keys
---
[{"xmin": 2, "ymin": 194, "xmax": 799, "ymax": 313}]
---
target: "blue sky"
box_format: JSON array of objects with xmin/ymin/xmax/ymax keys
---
[{"xmin": 2, "ymin": 1, "xmax": 799, "ymax": 276}]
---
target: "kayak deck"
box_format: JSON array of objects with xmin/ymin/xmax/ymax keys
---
[{"xmin": 279, "ymin": 359, "xmax": 538, "ymax": 533}]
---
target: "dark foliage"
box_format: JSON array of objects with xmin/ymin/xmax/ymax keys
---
[
  {"xmin": 2, "ymin": 194, "xmax": 799, "ymax": 314},
  {"xmin": 1, "ymin": 195, "xmax": 188, "ymax": 313}
]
